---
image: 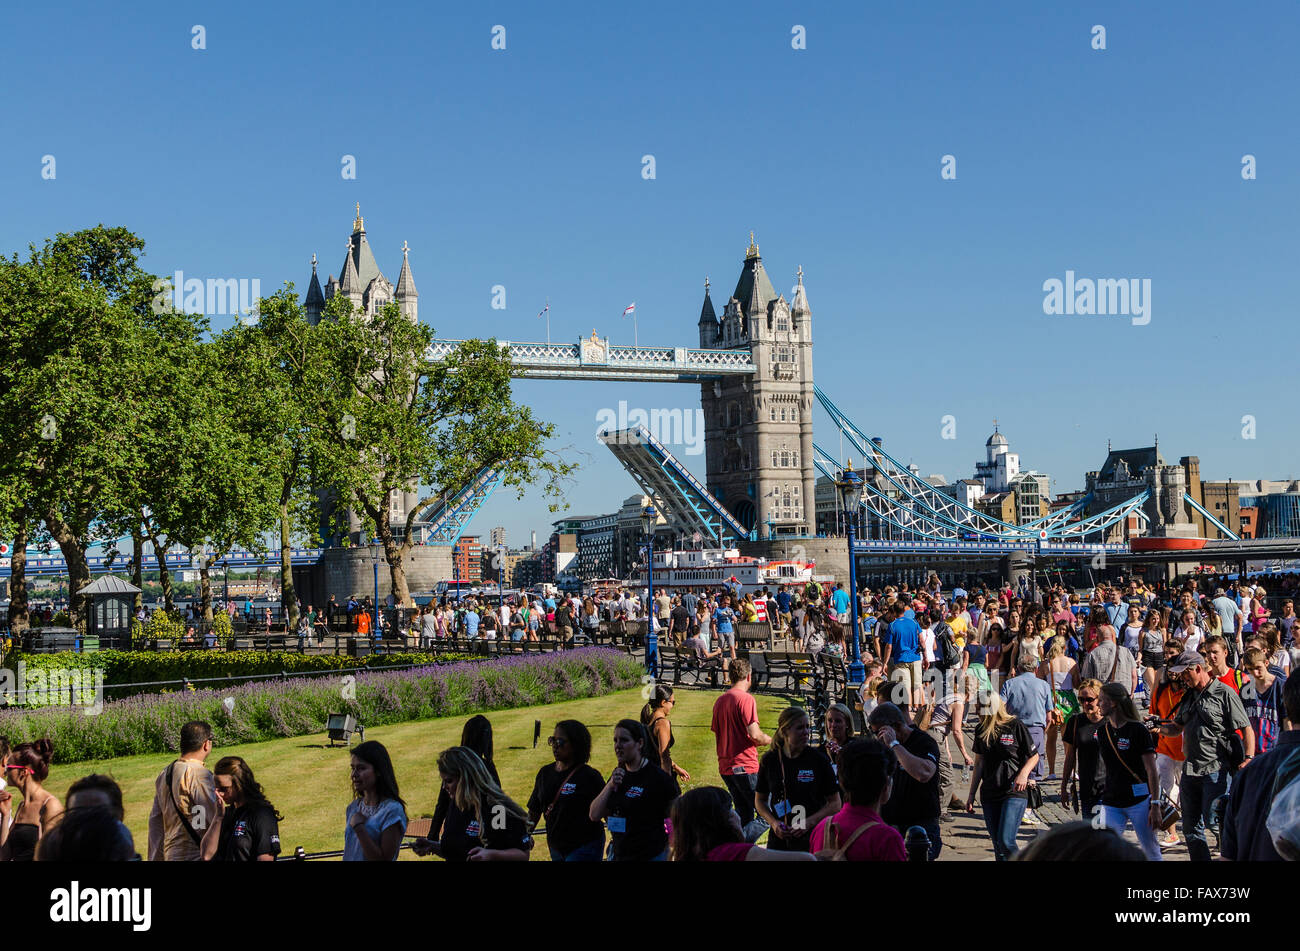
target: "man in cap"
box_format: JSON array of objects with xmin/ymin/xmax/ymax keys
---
[{"xmin": 1156, "ymin": 649, "xmax": 1254, "ymax": 861}]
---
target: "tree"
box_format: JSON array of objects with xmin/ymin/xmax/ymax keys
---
[
  {"xmin": 306, "ymin": 296, "xmax": 573, "ymax": 605},
  {"xmin": 0, "ymin": 227, "xmax": 182, "ymax": 632},
  {"xmin": 237, "ymin": 288, "xmax": 326, "ymax": 631},
  {"xmin": 151, "ymin": 329, "xmax": 283, "ymax": 621}
]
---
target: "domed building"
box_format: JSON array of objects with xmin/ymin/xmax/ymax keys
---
[{"xmin": 974, "ymin": 423, "xmax": 1019, "ymax": 493}]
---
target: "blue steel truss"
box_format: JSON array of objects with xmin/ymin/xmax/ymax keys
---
[
  {"xmin": 0, "ymin": 547, "xmax": 326, "ymax": 578},
  {"xmin": 1183, "ymin": 493, "xmax": 1241, "ymax": 540},
  {"xmin": 812, "ymin": 391, "xmax": 1155, "ymax": 542},
  {"xmin": 422, "ymin": 466, "xmax": 505, "ymax": 545},
  {"xmin": 599, "ymin": 426, "xmax": 749, "ymax": 544}
]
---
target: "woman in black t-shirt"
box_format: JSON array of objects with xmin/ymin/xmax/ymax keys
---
[
  {"xmin": 200, "ymin": 756, "xmax": 282, "ymax": 862},
  {"xmin": 413, "ymin": 747, "xmax": 532, "ymax": 862},
  {"xmin": 755, "ymin": 707, "xmax": 840, "ymax": 852},
  {"xmin": 1096, "ymin": 681, "xmax": 1162, "ymax": 861},
  {"xmin": 527, "ymin": 720, "xmax": 605, "ymax": 861},
  {"xmin": 431, "ymin": 716, "xmax": 498, "ymax": 842},
  {"xmin": 965, "ymin": 696, "xmax": 1038, "ymax": 861},
  {"xmin": 589, "ymin": 719, "xmax": 678, "ymax": 860},
  {"xmin": 1061, "ymin": 678, "xmax": 1107, "ymax": 821}
]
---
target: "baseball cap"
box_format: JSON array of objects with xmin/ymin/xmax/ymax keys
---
[{"xmin": 1166, "ymin": 649, "xmax": 1204, "ymax": 674}]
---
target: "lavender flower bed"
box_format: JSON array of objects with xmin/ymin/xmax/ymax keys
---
[{"xmin": 0, "ymin": 648, "xmax": 643, "ymax": 764}]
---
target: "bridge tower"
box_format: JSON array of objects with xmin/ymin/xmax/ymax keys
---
[
  {"xmin": 698, "ymin": 234, "xmax": 815, "ymax": 537},
  {"xmin": 304, "ymin": 205, "xmax": 422, "ymax": 543}
]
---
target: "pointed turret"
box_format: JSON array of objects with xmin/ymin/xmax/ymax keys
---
[
  {"xmin": 395, "ymin": 240, "xmax": 418, "ymax": 320},
  {"xmin": 305, "ymin": 254, "xmax": 325, "ymax": 324},
  {"xmin": 338, "ymin": 238, "xmax": 362, "ymax": 307},
  {"xmin": 791, "ymin": 265, "xmax": 811, "ymax": 319},
  {"xmin": 731, "ymin": 231, "xmax": 778, "ymax": 320},
  {"xmin": 697, "ymin": 276, "xmax": 718, "ymax": 346}
]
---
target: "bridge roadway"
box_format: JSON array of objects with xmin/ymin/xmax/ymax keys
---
[{"xmin": 426, "ymin": 337, "xmax": 756, "ymax": 383}]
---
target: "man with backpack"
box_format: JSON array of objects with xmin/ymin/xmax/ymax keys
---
[
  {"xmin": 147, "ymin": 721, "xmax": 218, "ymax": 861},
  {"xmin": 1221, "ymin": 673, "xmax": 1300, "ymax": 860}
]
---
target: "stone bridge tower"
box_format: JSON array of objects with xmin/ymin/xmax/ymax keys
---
[{"xmin": 698, "ymin": 234, "xmax": 816, "ymax": 538}]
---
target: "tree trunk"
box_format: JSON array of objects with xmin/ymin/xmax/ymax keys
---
[
  {"xmin": 373, "ymin": 500, "xmax": 412, "ymax": 608},
  {"xmin": 7, "ymin": 518, "xmax": 29, "ymax": 635},
  {"xmin": 154, "ymin": 540, "xmax": 173, "ymax": 612},
  {"xmin": 45, "ymin": 510, "xmax": 91, "ymax": 634},
  {"xmin": 199, "ymin": 556, "xmax": 214, "ymax": 622},
  {"xmin": 280, "ymin": 502, "xmax": 299, "ymax": 631},
  {"xmin": 131, "ymin": 529, "xmax": 144, "ymax": 611}
]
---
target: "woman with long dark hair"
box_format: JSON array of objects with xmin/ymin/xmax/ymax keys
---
[
  {"xmin": 671, "ymin": 787, "xmax": 814, "ymax": 861},
  {"xmin": 201, "ymin": 756, "xmax": 283, "ymax": 862},
  {"xmin": 344, "ymin": 740, "xmax": 406, "ymax": 861},
  {"xmin": 0, "ymin": 738, "xmax": 62, "ymax": 862},
  {"xmin": 526, "ymin": 720, "xmax": 605, "ymax": 861},
  {"xmin": 1096, "ymin": 681, "xmax": 1162, "ymax": 861},
  {"xmin": 754, "ymin": 707, "xmax": 839, "ymax": 852},
  {"xmin": 413, "ymin": 747, "xmax": 532, "ymax": 861},
  {"xmin": 641, "ymin": 685, "xmax": 689, "ymax": 792},
  {"xmin": 589, "ymin": 719, "xmax": 678, "ymax": 860}
]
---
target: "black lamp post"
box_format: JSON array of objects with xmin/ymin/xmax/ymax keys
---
[
  {"xmin": 836, "ymin": 460, "xmax": 866, "ymax": 684},
  {"xmin": 641, "ymin": 503, "xmax": 658, "ymax": 677}
]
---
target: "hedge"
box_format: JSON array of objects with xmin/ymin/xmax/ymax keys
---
[
  {"xmin": 4, "ymin": 650, "xmax": 476, "ymax": 697},
  {"xmin": 0, "ymin": 648, "xmax": 645, "ymax": 763}
]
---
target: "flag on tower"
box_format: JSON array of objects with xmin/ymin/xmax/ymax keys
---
[
  {"xmin": 622, "ymin": 303, "xmax": 636, "ymax": 317},
  {"xmin": 537, "ymin": 302, "xmax": 549, "ymax": 319}
]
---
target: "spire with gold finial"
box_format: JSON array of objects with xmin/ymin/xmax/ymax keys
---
[
  {"xmin": 745, "ymin": 230, "xmax": 759, "ymax": 260},
  {"xmin": 353, "ymin": 202, "xmax": 365, "ymax": 233}
]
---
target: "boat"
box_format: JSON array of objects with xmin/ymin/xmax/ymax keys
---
[{"xmin": 623, "ymin": 548, "xmax": 815, "ymax": 596}]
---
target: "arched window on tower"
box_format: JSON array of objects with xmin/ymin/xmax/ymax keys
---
[
  {"xmin": 772, "ymin": 451, "xmax": 778, "ymax": 468},
  {"xmin": 780, "ymin": 407, "xmax": 786, "ymax": 422},
  {"xmin": 781, "ymin": 450, "xmax": 790, "ymax": 467}
]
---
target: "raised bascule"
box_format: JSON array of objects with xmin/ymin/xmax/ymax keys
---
[{"xmin": 3, "ymin": 213, "xmax": 1258, "ymax": 588}]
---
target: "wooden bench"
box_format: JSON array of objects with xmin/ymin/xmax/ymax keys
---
[{"xmin": 735, "ymin": 622, "xmax": 774, "ymax": 652}]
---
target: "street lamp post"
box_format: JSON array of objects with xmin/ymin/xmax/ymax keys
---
[
  {"xmin": 641, "ymin": 504, "xmax": 658, "ymax": 677},
  {"xmin": 836, "ymin": 461, "xmax": 866, "ymax": 685},
  {"xmin": 373, "ymin": 549, "xmax": 381, "ymax": 642}
]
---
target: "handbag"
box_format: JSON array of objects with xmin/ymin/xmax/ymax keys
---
[
  {"xmin": 1103, "ymin": 721, "xmax": 1180, "ymax": 831},
  {"xmin": 1026, "ymin": 780, "xmax": 1044, "ymax": 810}
]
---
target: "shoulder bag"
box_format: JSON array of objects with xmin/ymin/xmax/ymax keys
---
[
  {"xmin": 165, "ymin": 763, "xmax": 204, "ymax": 847},
  {"xmin": 1103, "ymin": 721, "xmax": 1180, "ymax": 831}
]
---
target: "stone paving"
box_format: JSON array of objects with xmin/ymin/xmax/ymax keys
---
[{"xmin": 935, "ymin": 718, "xmax": 1190, "ymax": 861}]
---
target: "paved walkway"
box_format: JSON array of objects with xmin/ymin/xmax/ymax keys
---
[{"xmin": 935, "ymin": 718, "xmax": 1190, "ymax": 861}]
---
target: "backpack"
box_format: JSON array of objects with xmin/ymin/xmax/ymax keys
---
[
  {"xmin": 815, "ymin": 818, "xmax": 879, "ymax": 861},
  {"xmin": 935, "ymin": 623, "xmax": 961, "ymax": 669}
]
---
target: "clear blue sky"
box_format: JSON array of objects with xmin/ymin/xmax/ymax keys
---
[{"xmin": 4, "ymin": 1, "xmax": 1297, "ymax": 549}]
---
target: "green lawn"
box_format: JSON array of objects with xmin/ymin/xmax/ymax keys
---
[{"xmin": 43, "ymin": 686, "xmax": 796, "ymax": 859}]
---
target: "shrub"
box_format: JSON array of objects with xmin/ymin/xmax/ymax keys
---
[
  {"xmin": 0, "ymin": 649, "xmax": 644, "ymax": 763},
  {"xmin": 8, "ymin": 650, "xmax": 476, "ymax": 697}
]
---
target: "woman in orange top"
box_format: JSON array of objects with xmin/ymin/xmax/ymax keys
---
[
  {"xmin": 1149, "ymin": 638, "xmax": 1185, "ymax": 847},
  {"xmin": 356, "ymin": 610, "xmax": 372, "ymax": 637}
]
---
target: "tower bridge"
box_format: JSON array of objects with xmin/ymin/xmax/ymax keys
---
[{"xmin": 0, "ymin": 218, "xmax": 1190, "ymax": 589}]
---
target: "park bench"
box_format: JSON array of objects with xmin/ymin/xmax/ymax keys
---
[{"xmin": 735, "ymin": 622, "xmax": 773, "ymax": 652}]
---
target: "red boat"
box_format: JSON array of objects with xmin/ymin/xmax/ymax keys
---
[{"xmin": 1129, "ymin": 537, "xmax": 1208, "ymax": 552}]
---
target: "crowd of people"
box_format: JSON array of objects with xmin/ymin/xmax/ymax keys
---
[{"xmin": 3, "ymin": 569, "xmax": 1298, "ymax": 864}]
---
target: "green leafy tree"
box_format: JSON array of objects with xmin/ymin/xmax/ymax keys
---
[
  {"xmin": 0, "ymin": 227, "xmax": 190, "ymax": 631},
  {"xmin": 306, "ymin": 296, "xmax": 574, "ymax": 605}
]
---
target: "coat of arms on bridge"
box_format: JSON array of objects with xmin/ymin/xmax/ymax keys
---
[{"xmin": 580, "ymin": 330, "xmax": 609, "ymax": 365}]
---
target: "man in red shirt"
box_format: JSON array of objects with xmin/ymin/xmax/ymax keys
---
[{"xmin": 710, "ymin": 659, "xmax": 772, "ymax": 842}]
